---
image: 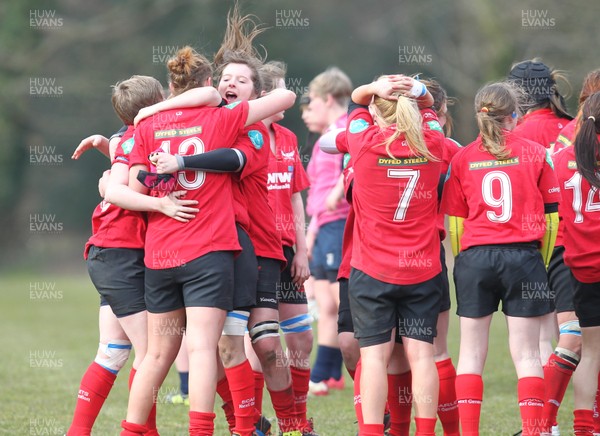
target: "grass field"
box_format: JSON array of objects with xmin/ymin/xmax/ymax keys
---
[{"xmin": 0, "ymin": 273, "xmax": 576, "ymax": 435}]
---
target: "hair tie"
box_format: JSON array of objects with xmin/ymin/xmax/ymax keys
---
[
  {"xmin": 480, "ymin": 107, "xmax": 489, "ymax": 113},
  {"xmin": 589, "ymin": 116, "xmax": 596, "ymax": 122}
]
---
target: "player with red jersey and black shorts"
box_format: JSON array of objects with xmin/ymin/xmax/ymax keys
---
[
  {"xmin": 339, "ymin": 74, "xmax": 443, "ymax": 436},
  {"xmin": 553, "ymin": 92, "xmax": 600, "ymax": 435},
  {"xmin": 104, "ymin": 46, "xmax": 295, "ymax": 436},
  {"xmin": 441, "ymin": 81, "xmax": 561, "ymax": 436},
  {"xmin": 66, "ymin": 75, "xmax": 197, "ymax": 436},
  {"xmin": 508, "ymin": 59, "xmax": 576, "ymax": 435}
]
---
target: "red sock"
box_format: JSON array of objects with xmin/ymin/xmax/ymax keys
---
[
  {"xmin": 268, "ymin": 384, "xmax": 300, "ymax": 432},
  {"xmin": 455, "ymin": 374, "xmax": 483, "ymax": 436},
  {"xmin": 594, "ymin": 372, "xmax": 600, "ymax": 432},
  {"xmin": 290, "ymin": 365, "xmax": 310, "ymax": 424},
  {"xmin": 128, "ymin": 368, "xmax": 158, "ymax": 434},
  {"xmin": 67, "ymin": 362, "xmax": 117, "ymax": 435},
  {"xmin": 436, "ymin": 358, "xmax": 460, "ymax": 436},
  {"xmin": 574, "ymin": 409, "xmax": 595, "ymax": 435},
  {"xmin": 224, "ymin": 360, "xmax": 256, "ymax": 435},
  {"xmin": 518, "ymin": 377, "xmax": 545, "ymax": 436},
  {"xmin": 360, "ymin": 423, "xmax": 384, "ymax": 435},
  {"xmin": 254, "ymin": 371, "xmax": 265, "ymax": 416},
  {"xmin": 189, "ymin": 411, "xmax": 215, "ymax": 436},
  {"xmin": 216, "ymin": 376, "xmax": 236, "ymax": 432},
  {"xmin": 415, "ymin": 417, "xmax": 437, "ymax": 436},
  {"xmin": 387, "ymin": 372, "xmax": 411, "ymax": 436},
  {"xmin": 348, "ymin": 367, "xmax": 356, "ymax": 380},
  {"xmin": 120, "ymin": 420, "xmax": 148, "ymax": 436},
  {"xmin": 354, "ymin": 359, "xmax": 364, "ymax": 434},
  {"xmin": 543, "ymin": 352, "xmax": 577, "ymax": 431}
]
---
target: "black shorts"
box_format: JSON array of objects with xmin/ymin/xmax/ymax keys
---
[
  {"xmin": 277, "ymin": 245, "xmax": 308, "ymax": 305},
  {"xmin": 310, "ymin": 219, "xmax": 345, "ymax": 283},
  {"xmin": 548, "ymin": 246, "xmax": 575, "ymax": 313},
  {"xmin": 144, "ymin": 251, "xmax": 235, "ymax": 314},
  {"xmin": 87, "ymin": 246, "xmax": 146, "ymax": 318},
  {"xmin": 337, "ymin": 278, "xmax": 354, "ymax": 334},
  {"xmin": 572, "ymin": 277, "xmax": 600, "ymax": 327},
  {"xmin": 439, "ymin": 243, "xmax": 451, "ymax": 313},
  {"xmin": 454, "ymin": 244, "xmax": 554, "ymax": 318},
  {"xmin": 254, "ymin": 257, "xmax": 281, "ymax": 310},
  {"xmin": 349, "ymin": 268, "xmax": 442, "ymax": 347},
  {"xmin": 233, "ymin": 225, "xmax": 258, "ymax": 310}
]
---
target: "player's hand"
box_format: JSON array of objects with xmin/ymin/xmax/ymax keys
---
[
  {"xmin": 72, "ymin": 134, "xmax": 109, "ymax": 160},
  {"xmin": 150, "ymin": 153, "xmax": 180, "ymax": 174},
  {"xmin": 290, "ymin": 250, "xmax": 311, "ymax": 286},
  {"xmin": 373, "ymin": 75, "xmax": 413, "ymax": 100},
  {"xmin": 98, "ymin": 170, "xmax": 111, "ymax": 198},
  {"xmin": 306, "ymin": 231, "xmax": 316, "ymax": 262},
  {"xmin": 134, "ymin": 105, "xmax": 159, "ymax": 127},
  {"xmin": 159, "ymin": 190, "xmax": 199, "ymax": 222}
]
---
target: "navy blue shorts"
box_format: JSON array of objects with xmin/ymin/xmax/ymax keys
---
[
  {"xmin": 337, "ymin": 278, "xmax": 354, "ymax": 334},
  {"xmin": 310, "ymin": 219, "xmax": 345, "ymax": 282},
  {"xmin": 233, "ymin": 225, "xmax": 258, "ymax": 310},
  {"xmin": 573, "ymin": 277, "xmax": 600, "ymax": 327},
  {"xmin": 277, "ymin": 245, "xmax": 308, "ymax": 304},
  {"xmin": 548, "ymin": 246, "xmax": 575, "ymax": 313}
]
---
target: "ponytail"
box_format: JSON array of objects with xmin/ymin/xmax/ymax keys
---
[{"xmin": 574, "ymin": 92, "xmax": 600, "ymax": 190}]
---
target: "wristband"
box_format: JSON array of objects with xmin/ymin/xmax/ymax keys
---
[
  {"xmin": 175, "ymin": 155, "xmax": 185, "ymax": 171},
  {"xmin": 409, "ymin": 80, "xmax": 427, "ymax": 98}
]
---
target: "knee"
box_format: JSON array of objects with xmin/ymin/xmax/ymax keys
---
[{"xmin": 95, "ymin": 339, "xmax": 132, "ymax": 374}]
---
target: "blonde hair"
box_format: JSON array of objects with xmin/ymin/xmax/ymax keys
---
[
  {"xmin": 213, "ymin": 1, "xmax": 267, "ymax": 96},
  {"xmin": 167, "ymin": 46, "xmax": 212, "ymax": 96},
  {"xmin": 474, "ymin": 82, "xmax": 522, "ymax": 160},
  {"xmin": 372, "ymin": 94, "xmax": 436, "ymax": 161},
  {"xmin": 309, "ymin": 67, "xmax": 352, "ymax": 107},
  {"xmin": 259, "ymin": 60, "xmax": 287, "ymax": 93},
  {"xmin": 111, "ymin": 75, "xmax": 164, "ymax": 125}
]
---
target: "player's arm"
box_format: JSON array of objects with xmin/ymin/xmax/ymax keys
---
[
  {"xmin": 540, "ymin": 203, "xmax": 559, "ymax": 268},
  {"xmin": 325, "ymin": 173, "xmax": 345, "ymax": 211},
  {"xmin": 351, "ymin": 75, "xmax": 433, "ymax": 107},
  {"xmin": 150, "ymin": 149, "xmax": 247, "ymax": 174},
  {"xmin": 245, "ymin": 89, "xmax": 296, "ymax": 127},
  {"xmin": 291, "ymin": 192, "xmax": 310, "ymax": 285},
  {"xmin": 104, "ymin": 163, "xmax": 199, "ymax": 222},
  {"xmin": 134, "ymin": 86, "xmax": 223, "ymax": 126},
  {"xmin": 319, "ymin": 128, "xmax": 345, "ymax": 154},
  {"xmin": 448, "ymin": 216, "xmax": 465, "ymax": 257}
]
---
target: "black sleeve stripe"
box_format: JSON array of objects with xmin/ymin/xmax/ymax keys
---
[
  {"xmin": 348, "ymin": 99, "xmax": 369, "ymax": 116},
  {"xmin": 544, "ymin": 202, "xmax": 559, "ymax": 214}
]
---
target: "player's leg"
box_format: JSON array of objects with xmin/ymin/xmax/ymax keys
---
[{"xmin": 387, "ymin": 341, "xmax": 412, "ymax": 436}]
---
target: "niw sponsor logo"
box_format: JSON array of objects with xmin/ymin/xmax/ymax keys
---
[
  {"xmin": 29, "ymin": 418, "xmax": 64, "ymax": 435},
  {"xmin": 30, "ymin": 78, "xmax": 63, "ymax": 97},
  {"xmin": 275, "ymin": 9, "xmax": 309, "ymax": 28},
  {"xmin": 30, "ymin": 350, "xmax": 63, "ymax": 368},
  {"xmin": 398, "ymin": 250, "xmax": 432, "ymax": 268},
  {"xmin": 30, "ymin": 145, "xmax": 63, "ymax": 165},
  {"xmin": 267, "ymin": 171, "xmax": 292, "ymax": 187},
  {"xmin": 398, "ymin": 46, "xmax": 432, "ymax": 64},
  {"xmin": 30, "ymin": 282, "xmax": 63, "ymax": 301},
  {"xmin": 522, "ymin": 10, "xmax": 555, "ymax": 28},
  {"xmin": 152, "ymin": 45, "xmax": 180, "ymax": 64},
  {"xmin": 29, "ymin": 214, "xmax": 63, "ymax": 233},
  {"xmin": 30, "ymin": 10, "xmax": 63, "ymax": 29}
]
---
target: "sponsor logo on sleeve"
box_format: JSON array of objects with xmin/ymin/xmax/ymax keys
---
[
  {"xmin": 426, "ymin": 120, "xmax": 443, "ymax": 132},
  {"xmin": 545, "ymin": 149, "xmax": 554, "ymax": 169},
  {"xmin": 120, "ymin": 138, "xmax": 134, "ymax": 155},
  {"xmin": 225, "ymin": 101, "xmax": 241, "ymax": 109},
  {"xmin": 248, "ymin": 130, "xmax": 264, "ymax": 149},
  {"xmin": 349, "ymin": 118, "xmax": 370, "ymax": 134}
]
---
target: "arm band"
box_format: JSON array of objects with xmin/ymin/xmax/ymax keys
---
[
  {"xmin": 540, "ymin": 210, "xmax": 559, "ymax": 268},
  {"xmin": 409, "ymin": 80, "xmax": 427, "ymax": 98},
  {"xmin": 448, "ymin": 216, "xmax": 465, "ymax": 257},
  {"xmin": 181, "ymin": 148, "xmax": 246, "ymax": 173},
  {"xmin": 348, "ymin": 100, "xmax": 369, "ymax": 116},
  {"xmin": 109, "ymin": 125, "xmax": 128, "ymax": 141},
  {"xmin": 319, "ymin": 128, "xmax": 345, "ymax": 154}
]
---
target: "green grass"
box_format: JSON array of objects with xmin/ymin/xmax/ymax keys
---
[{"xmin": 0, "ymin": 273, "xmax": 575, "ymax": 435}]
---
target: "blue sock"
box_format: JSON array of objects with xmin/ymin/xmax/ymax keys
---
[
  {"xmin": 329, "ymin": 347, "xmax": 344, "ymax": 380},
  {"xmin": 310, "ymin": 345, "xmax": 338, "ymax": 383},
  {"xmin": 179, "ymin": 371, "xmax": 189, "ymax": 395}
]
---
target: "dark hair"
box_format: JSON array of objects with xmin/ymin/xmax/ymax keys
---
[
  {"xmin": 508, "ymin": 59, "xmax": 573, "ymax": 120},
  {"xmin": 166, "ymin": 46, "xmax": 212, "ymax": 95},
  {"xmin": 111, "ymin": 75, "xmax": 164, "ymax": 125},
  {"xmin": 579, "ymin": 69, "xmax": 600, "ymax": 107},
  {"xmin": 420, "ymin": 78, "xmax": 455, "ymax": 136},
  {"xmin": 574, "ymin": 92, "xmax": 600, "ymax": 190},
  {"xmin": 259, "ymin": 60, "xmax": 287, "ymax": 93},
  {"xmin": 213, "ymin": 1, "xmax": 266, "ymax": 97}
]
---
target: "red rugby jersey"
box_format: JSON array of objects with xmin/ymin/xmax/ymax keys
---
[
  {"xmin": 437, "ymin": 137, "xmax": 461, "ymax": 241},
  {"xmin": 236, "ymin": 122, "xmax": 285, "ymax": 262},
  {"xmin": 554, "ymin": 143, "xmax": 600, "ymax": 283},
  {"xmin": 514, "ymin": 108, "xmax": 569, "ymax": 149},
  {"xmin": 128, "ymin": 102, "xmax": 249, "ymax": 268},
  {"xmin": 266, "ymin": 123, "xmax": 310, "ymax": 248},
  {"xmin": 337, "ymin": 146, "xmax": 355, "ymax": 281},
  {"xmin": 342, "ymin": 105, "xmax": 444, "ymax": 285},
  {"xmin": 85, "ymin": 127, "xmax": 146, "ymax": 258},
  {"xmin": 441, "ymin": 132, "xmax": 561, "ymax": 251}
]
